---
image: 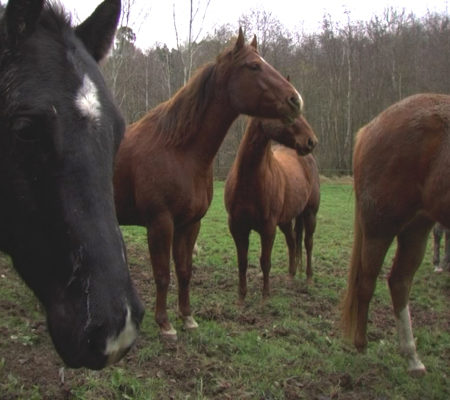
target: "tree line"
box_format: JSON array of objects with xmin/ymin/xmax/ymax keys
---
[{"xmin": 102, "ymin": 8, "xmax": 449, "ymax": 177}]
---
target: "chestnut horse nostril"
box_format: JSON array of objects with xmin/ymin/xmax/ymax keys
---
[
  {"xmin": 288, "ymin": 96, "xmax": 300, "ymax": 111},
  {"xmin": 308, "ymin": 138, "xmax": 316, "ymax": 149}
]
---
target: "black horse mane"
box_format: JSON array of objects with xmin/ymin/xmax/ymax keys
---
[{"xmin": 0, "ymin": 1, "xmax": 73, "ymax": 45}]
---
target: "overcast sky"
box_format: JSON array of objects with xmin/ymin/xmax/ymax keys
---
[{"xmin": 9, "ymin": 0, "xmax": 450, "ymax": 49}]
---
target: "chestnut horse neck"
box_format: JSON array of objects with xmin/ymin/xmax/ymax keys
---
[
  {"xmin": 136, "ymin": 58, "xmax": 238, "ymax": 168},
  {"xmin": 133, "ymin": 30, "xmax": 301, "ymax": 169},
  {"xmin": 234, "ymin": 118, "xmax": 274, "ymax": 175}
]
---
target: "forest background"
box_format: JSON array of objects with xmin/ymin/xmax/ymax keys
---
[{"xmin": 103, "ymin": 3, "xmax": 449, "ymax": 177}]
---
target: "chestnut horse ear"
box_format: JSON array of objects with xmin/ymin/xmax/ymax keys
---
[
  {"xmin": 286, "ymin": 75, "xmax": 291, "ymax": 82},
  {"xmin": 234, "ymin": 27, "xmax": 245, "ymax": 53},
  {"xmin": 250, "ymin": 35, "xmax": 257, "ymax": 50},
  {"xmin": 75, "ymin": 0, "xmax": 121, "ymax": 62},
  {"xmin": 4, "ymin": 0, "xmax": 44, "ymax": 45}
]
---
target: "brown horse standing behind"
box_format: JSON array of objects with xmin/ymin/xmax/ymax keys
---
[
  {"xmin": 114, "ymin": 29, "xmax": 302, "ymax": 338},
  {"xmin": 341, "ymin": 93, "xmax": 450, "ymax": 375},
  {"xmin": 224, "ymin": 115, "xmax": 320, "ymax": 304},
  {"xmin": 432, "ymin": 223, "xmax": 450, "ymax": 272}
]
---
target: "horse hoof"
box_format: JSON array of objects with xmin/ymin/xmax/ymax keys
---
[
  {"xmin": 160, "ymin": 324, "xmax": 177, "ymax": 340},
  {"xmin": 408, "ymin": 366, "xmax": 426, "ymax": 377},
  {"xmin": 182, "ymin": 316, "xmax": 199, "ymax": 330}
]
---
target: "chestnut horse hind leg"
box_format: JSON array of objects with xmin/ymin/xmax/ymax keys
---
[
  {"xmin": 172, "ymin": 221, "xmax": 201, "ymax": 331},
  {"xmin": 387, "ymin": 215, "xmax": 434, "ymax": 376},
  {"xmin": 444, "ymin": 229, "xmax": 450, "ymax": 271},
  {"xmin": 302, "ymin": 209, "xmax": 317, "ymax": 284},
  {"xmin": 432, "ymin": 224, "xmax": 443, "ymax": 272},
  {"xmin": 229, "ymin": 219, "xmax": 251, "ymax": 305},
  {"xmin": 432, "ymin": 223, "xmax": 450, "ymax": 272},
  {"xmin": 341, "ymin": 210, "xmax": 394, "ymax": 352}
]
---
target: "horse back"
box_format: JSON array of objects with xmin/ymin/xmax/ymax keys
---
[{"xmin": 354, "ymin": 93, "xmax": 450, "ymax": 230}]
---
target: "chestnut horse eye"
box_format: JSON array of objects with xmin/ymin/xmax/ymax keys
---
[{"xmin": 246, "ymin": 62, "xmax": 261, "ymax": 71}]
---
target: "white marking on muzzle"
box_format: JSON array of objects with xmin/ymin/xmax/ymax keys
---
[
  {"xmin": 104, "ymin": 305, "xmax": 138, "ymax": 364},
  {"xmin": 76, "ymin": 75, "xmax": 101, "ymax": 121}
]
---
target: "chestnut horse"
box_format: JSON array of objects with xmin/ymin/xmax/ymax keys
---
[
  {"xmin": 224, "ymin": 115, "xmax": 320, "ymax": 303},
  {"xmin": 341, "ymin": 93, "xmax": 450, "ymax": 375},
  {"xmin": 114, "ymin": 29, "xmax": 302, "ymax": 338},
  {"xmin": 432, "ymin": 223, "xmax": 449, "ymax": 272}
]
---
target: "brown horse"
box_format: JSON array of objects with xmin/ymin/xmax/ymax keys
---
[
  {"xmin": 432, "ymin": 223, "xmax": 450, "ymax": 272},
  {"xmin": 341, "ymin": 93, "xmax": 450, "ymax": 375},
  {"xmin": 114, "ymin": 29, "xmax": 302, "ymax": 338},
  {"xmin": 224, "ymin": 115, "xmax": 320, "ymax": 304}
]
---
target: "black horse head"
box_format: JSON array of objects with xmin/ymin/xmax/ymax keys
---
[{"xmin": 0, "ymin": 0, "xmax": 144, "ymax": 369}]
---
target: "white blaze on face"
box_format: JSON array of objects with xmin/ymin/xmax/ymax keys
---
[
  {"xmin": 76, "ymin": 75, "xmax": 101, "ymax": 121},
  {"xmin": 258, "ymin": 54, "xmax": 304, "ymax": 111},
  {"xmin": 296, "ymin": 89, "xmax": 304, "ymax": 111},
  {"xmin": 104, "ymin": 305, "xmax": 138, "ymax": 364}
]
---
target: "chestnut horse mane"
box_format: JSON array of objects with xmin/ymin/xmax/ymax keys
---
[
  {"xmin": 135, "ymin": 42, "xmax": 254, "ymax": 147},
  {"xmin": 139, "ymin": 60, "xmax": 218, "ymax": 147}
]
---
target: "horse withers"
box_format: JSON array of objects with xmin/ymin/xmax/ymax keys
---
[
  {"xmin": 114, "ymin": 28, "xmax": 302, "ymax": 339},
  {"xmin": 225, "ymin": 115, "xmax": 320, "ymax": 304},
  {"xmin": 341, "ymin": 93, "xmax": 450, "ymax": 375},
  {"xmin": 0, "ymin": 0, "xmax": 144, "ymax": 369}
]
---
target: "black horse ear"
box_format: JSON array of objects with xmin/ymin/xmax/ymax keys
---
[
  {"xmin": 234, "ymin": 27, "xmax": 245, "ymax": 53},
  {"xmin": 75, "ymin": 0, "xmax": 121, "ymax": 62},
  {"xmin": 5, "ymin": 0, "xmax": 44, "ymax": 45}
]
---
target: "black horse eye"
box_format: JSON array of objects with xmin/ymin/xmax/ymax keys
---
[{"xmin": 11, "ymin": 116, "xmax": 39, "ymax": 143}]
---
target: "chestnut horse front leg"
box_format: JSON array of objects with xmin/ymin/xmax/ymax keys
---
[
  {"xmin": 388, "ymin": 216, "xmax": 434, "ymax": 376},
  {"xmin": 229, "ymin": 219, "xmax": 251, "ymax": 305},
  {"xmin": 303, "ymin": 209, "xmax": 317, "ymax": 284},
  {"xmin": 147, "ymin": 215, "xmax": 175, "ymax": 338},
  {"xmin": 172, "ymin": 221, "xmax": 201, "ymax": 331},
  {"xmin": 259, "ymin": 224, "xmax": 277, "ymax": 299}
]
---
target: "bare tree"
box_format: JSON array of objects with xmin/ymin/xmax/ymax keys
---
[{"xmin": 172, "ymin": 0, "xmax": 212, "ymax": 84}]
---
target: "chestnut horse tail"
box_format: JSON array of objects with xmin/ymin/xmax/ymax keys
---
[
  {"xmin": 294, "ymin": 215, "xmax": 304, "ymax": 271},
  {"xmin": 340, "ymin": 201, "xmax": 363, "ymax": 342}
]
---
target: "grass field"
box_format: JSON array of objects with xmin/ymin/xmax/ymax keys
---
[{"xmin": 0, "ymin": 181, "xmax": 449, "ymax": 399}]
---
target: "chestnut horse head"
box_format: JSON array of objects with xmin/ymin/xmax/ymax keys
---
[
  {"xmin": 0, "ymin": 0, "xmax": 144, "ymax": 369},
  {"xmin": 252, "ymin": 115, "xmax": 318, "ymax": 155},
  {"xmin": 216, "ymin": 27, "xmax": 302, "ymax": 123}
]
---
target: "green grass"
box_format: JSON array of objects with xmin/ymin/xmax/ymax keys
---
[{"xmin": 0, "ymin": 181, "xmax": 449, "ymax": 399}]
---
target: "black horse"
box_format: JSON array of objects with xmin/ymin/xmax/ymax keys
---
[{"xmin": 0, "ymin": 0, "xmax": 144, "ymax": 369}]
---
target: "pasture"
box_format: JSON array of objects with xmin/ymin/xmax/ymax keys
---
[{"xmin": 0, "ymin": 181, "xmax": 449, "ymax": 399}]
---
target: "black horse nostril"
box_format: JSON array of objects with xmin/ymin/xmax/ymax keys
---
[{"xmin": 308, "ymin": 138, "xmax": 316, "ymax": 149}]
